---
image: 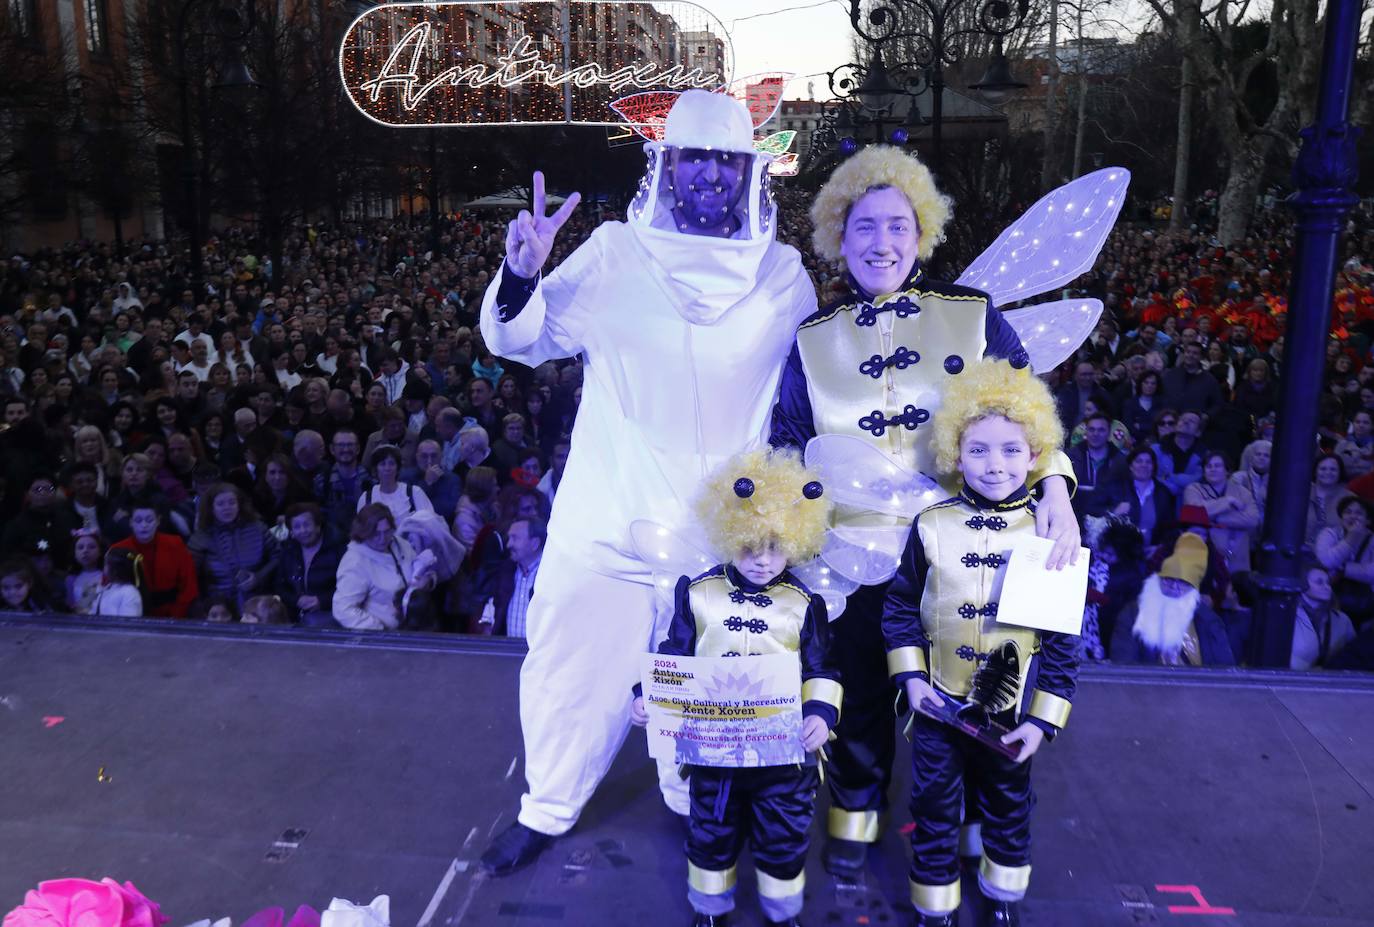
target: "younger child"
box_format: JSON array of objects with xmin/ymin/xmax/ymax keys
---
[
  {"xmin": 89, "ymin": 548, "xmax": 145, "ymax": 618},
  {"xmin": 66, "ymin": 529, "xmax": 105, "ymax": 615},
  {"xmin": 0, "ymin": 559, "xmax": 50, "ymax": 613},
  {"xmin": 630, "ymin": 449, "xmax": 842, "ymax": 927},
  {"xmin": 883, "ymin": 360, "xmax": 1080, "ymax": 927}
]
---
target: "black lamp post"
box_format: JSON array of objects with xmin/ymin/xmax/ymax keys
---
[
  {"xmin": 827, "ymin": 0, "xmax": 1029, "ymax": 173},
  {"xmin": 175, "ymin": 0, "xmax": 257, "ymax": 301}
]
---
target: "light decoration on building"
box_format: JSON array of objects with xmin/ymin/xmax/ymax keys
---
[{"xmin": 340, "ymin": 1, "xmax": 734, "ymax": 128}]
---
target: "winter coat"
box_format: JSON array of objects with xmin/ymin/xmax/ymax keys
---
[
  {"xmin": 276, "ymin": 535, "xmax": 346, "ymax": 626},
  {"xmin": 1182, "ymin": 479, "xmax": 1260, "ymax": 573},
  {"xmin": 332, "ymin": 537, "xmax": 418, "ymax": 631},
  {"xmin": 188, "ymin": 520, "xmax": 279, "ymax": 606},
  {"xmin": 110, "ymin": 533, "xmax": 198, "ymax": 618}
]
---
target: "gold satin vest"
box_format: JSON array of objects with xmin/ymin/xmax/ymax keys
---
[
  {"xmin": 916, "ymin": 496, "xmax": 1042, "ymax": 704},
  {"xmin": 688, "ymin": 571, "xmax": 813, "ymax": 658}
]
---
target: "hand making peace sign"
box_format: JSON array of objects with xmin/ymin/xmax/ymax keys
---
[{"xmin": 505, "ymin": 171, "xmax": 582, "ymax": 279}]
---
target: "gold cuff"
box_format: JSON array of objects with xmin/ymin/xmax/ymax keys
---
[
  {"xmin": 757, "ymin": 869, "xmax": 805, "ymax": 899},
  {"xmin": 1027, "ymin": 690, "xmax": 1072, "ymax": 729},
  {"xmin": 801, "ymin": 678, "xmax": 844, "ymax": 721},
  {"xmin": 688, "ymin": 862, "xmax": 737, "ymax": 895},
  {"xmin": 910, "ymin": 879, "xmax": 961, "ymax": 915},
  {"xmin": 979, "ymin": 856, "xmax": 1032, "ymax": 894},
  {"xmin": 887, "ymin": 646, "xmax": 927, "ymax": 678},
  {"xmin": 827, "ymin": 807, "xmax": 882, "ymax": 842}
]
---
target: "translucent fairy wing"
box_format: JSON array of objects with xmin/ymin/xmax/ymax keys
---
[
  {"xmin": 790, "ymin": 558, "xmax": 860, "ymax": 621},
  {"xmin": 1002, "ymin": 298, "xmax": 1104, "ymax": 373},
  {"xmin": 629, "ymin": 519, "xmax": 718, "ymax": 610},
  {"xmin": 822, "ymin": 525, "xmax": 909, "ymax": 585},
  {"xmin": 956, "ymin": 167, "xmax": 1130, "ymax": 307},
  {"xmin": 804, "ymin": 434, "xmax": 944, "ymax": 520},
  {"xmin": 609, "ymin": 92, "xmax": 681, "ymax": 142}
]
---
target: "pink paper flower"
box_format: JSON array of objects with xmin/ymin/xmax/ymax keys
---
[{"xmin": 3, "ymin": 879, "xmax": 167, "ymax": 927}]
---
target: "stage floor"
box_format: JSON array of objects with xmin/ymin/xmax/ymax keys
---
[{"xmin": 1, "ymin": 618, "xmax": 1371, "ymax": 927}]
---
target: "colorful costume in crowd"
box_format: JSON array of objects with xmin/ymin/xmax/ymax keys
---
[
  {"xmin": 636, "ymin": 450, "xmax": 841, "ymax": 927},
  {"xmin": 883, "ymin": 361, "xmax": 1080, "ymax": 925},
  {"xmin": 770, "ymin": 146, "xmax": 1078, "ymax": 866}
]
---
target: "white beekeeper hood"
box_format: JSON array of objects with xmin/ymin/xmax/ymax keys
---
[{"xmin": 626, "ymin": 90, "xmax": 778, "ymax": 324}]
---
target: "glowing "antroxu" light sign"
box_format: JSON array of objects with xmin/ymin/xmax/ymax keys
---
[{"xmin": 341, "ymin": 1, "xmax": 735, "ymax": 128}]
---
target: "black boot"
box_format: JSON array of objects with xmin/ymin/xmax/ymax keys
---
[
  {"xmin": 479, "ymin": 822, "xmax": 553, "ymax": 876},
  {"xmin": 979, "ymin": 899, "xmax": 1021, "ymax": 926},
  {"xmin": 913, "ymin": 912, "xmax": 955, "ymax": 927},
  {"xmin": 822, "ymin": 837, "xmax": 868, "ymax": 876},
  {"xmin": 690, "ymin": 915, "xmax": 728, "ymax": 927}
]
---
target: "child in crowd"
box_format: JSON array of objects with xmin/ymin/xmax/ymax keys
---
[
  {"xmin": 0, "ymin": 559, "xmax": 50, "ymax": 613},
  {"xmin": 66, "ymin": 529, "xmax": 105, "ymax": 615},
  {"xmin": 883, "ymin": 360, "xmax": 1080, "ymax": 927},
  {"xmin": 89, "ymin": 548, "xmax": 145, "ymax": 618},
  {"xmin": 630, "ymin": 449, "xmax": 841, "ymax": 927}
]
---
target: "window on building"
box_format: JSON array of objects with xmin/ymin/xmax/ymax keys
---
[
  {"xmin": 697, "ymin": 45, "xmax": 706, "ymax": 54},
  {"xmin": 84, "ymin": 0, "xmax": 107, "ymax": 53}
]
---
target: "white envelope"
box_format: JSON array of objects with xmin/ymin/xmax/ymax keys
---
[{"xmin": 994, "ymin": 535, "xmax": 1089, "ymax": 636}]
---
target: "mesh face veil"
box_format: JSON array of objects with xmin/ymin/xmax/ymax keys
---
[{"xmin": 627, "ymin": 91, "xmax": 776, "ymax": 242}]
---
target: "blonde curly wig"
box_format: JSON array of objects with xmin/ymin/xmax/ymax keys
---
[
  {"xmin": 930, "ymin": 360, "xmax": 1064, "ymax": 476},
  {"xmin": 695, "ymin": 449, "xmax": 832, "ymax": 565},
  {"xmin": 810, "ymin": 145, "xmax": 952, "ymax": 265}
]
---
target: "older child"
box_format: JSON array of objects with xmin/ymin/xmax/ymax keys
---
[
  {"xmin": 631, "ymin": 450, "xmax": 841, "ymax": 927},
  {"xmin": 884, "ymin": 360, "xmax": 1080, "ymax": 927}
]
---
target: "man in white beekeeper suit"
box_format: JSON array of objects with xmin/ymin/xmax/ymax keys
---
[{"xmin": 478, "ymin": 90, "xmax": 819, "ymax": 874}]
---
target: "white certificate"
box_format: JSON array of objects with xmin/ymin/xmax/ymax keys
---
[
  {"xmin": 640, "ymin": 652, "xmax": 804, "ymax": 768},
  {"xmin": 994, "ymin": 534, "xmax": 1089, "ymax": 636}
]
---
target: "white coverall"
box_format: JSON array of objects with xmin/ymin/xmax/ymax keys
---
[{"xmin": 480, "ymin": 219, "xmax": 817, "ymax": 835}]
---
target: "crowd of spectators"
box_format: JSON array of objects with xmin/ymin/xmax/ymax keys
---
[{"xmin": 0, "ymin": 187, "xmax": 1370, "ymax": 671}]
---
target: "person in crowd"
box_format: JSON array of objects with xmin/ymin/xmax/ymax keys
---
[
  {"xmin": 454, "ymin": 464, "xmax": 500, "ymax": 551},
  {"xmin": 253, "ymin": 452, "xmax": 313, "ymax": 529},
  {"xmin": 1111, "ymin": 533, "xmax": 1235, "ymax": 665},
  {"xmin": 1118, "ymin": 369, "xmax": 1162, "ymax": 443},
  {"xmin": 477, "ymin": 515, "xmax": 546, "ymax": 638},
  {"xmin": 240, "ymin": 594, "xmax": 290, "ymax": 625},
  {"xmin": 188, "ymin": 483, "xmax": 278, "ymax": 608},
  {"xmin": 1292, "ymin": 563, "xmax": 1357, "ymax": 669},
  {"xmin": 110, "ymin": 502, "xmax": 198, "ymax": 618},
  {"xmin": 1231, "ymin": 439, "xmax": 1271, "ymax": 525},
  {"xmin": 396, "ymin": 508, "xmax": 466, "ymax": 630},
  {"xmin": 490, "ymin": 413, "xmax": 533, "ymax": 482},
  {"xmin": 1069, "ymin": 412, "xmax": 1126, "ymax": 520},
  {"xmin": 0, "ymin": 558, "xmax": 51, "ymax": 613},
  {"xmin": 275, "ymin": 502, "xmax": 344, "ymax": 627},
  {"xmin": 1308, "ymin": 453, "xmax": 1355, "ymax": 546},
  {"xmin": 402, "ymin": 439, "xmax": 462, "ymax": 523},
  {"xmin": 357, "ymin": 444, "xmax": 433, "ymax": 522},
  {"xmin": 1182, "ymin": 451, "xmax": 1260, "ymax": 578},
  {"xmin": 88, "ymin": 547, "xmax": 145, "ymax": 618},
  {"xmin": 363, "ymin": 406, "xmax": 419, "ymax": 470},
  {"xmin": 1234, "ymin": 357, "xmax": 1277, "ymax": 422},
  {"xmin": 536, "ymin": 440, "xmax": 570, "ymax": 507},
  {"xmin": 1153, "ymin": 410, "xmax": 1205, "ymax": 496},
  {"xmin": 3, "ymin": 473, "xmax": 80, "ymax": 567},
  {"xmin": 1104, "ymin": 446, "xmax": 1177, "ymax": 550},
  {"xmin": 1314, "ymin": 496, "xmax": 1374, "ymax": 621},
  {"xmin": 333, "ymin": 503, "xmax": 434, "ymax": 631},
  {"xmin": 66, "ymin": 528, "xmax": 106, "ymax": 615},
  {"xmin": 321, "ymin": 427, "xmax": 371, "ymax": 535},
  {"xmin": 1336, "ymin": 409, "xmax": 1374, "ymax": 478},
  {"xmin": 71, "ymin": 424, "xmax": 121, "ymax": 498}
]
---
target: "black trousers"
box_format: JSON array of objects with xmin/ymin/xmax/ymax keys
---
[
  {"xmin": 687, "ymin": 764, "xmax": 819, "ymax": 880},
  {"xmin": 908, "ymin": 711, "xmax": 1033, "ymax": 889},
  {"xmin": 826, "ymin": 581, "xmax": 898, "ymax": 835}
]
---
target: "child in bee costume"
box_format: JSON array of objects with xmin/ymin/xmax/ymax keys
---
[
  {"xmin": 631, "ymin": 450, "xmax": 843, "ymax": 927},
  {"xmin": 883, "ymin": 361, "xmax": 1080, "ymax": 927}
]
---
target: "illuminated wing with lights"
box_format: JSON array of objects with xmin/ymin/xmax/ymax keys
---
[
  {"xmin": 768, "ymin": 153, "xmax": 800, "ymax": 177},
  {"xmin": 788, "ymin": 557, "xmax": 859, "ymax": 619},
  {"xmin": 629, "ymin": 519, "xmax": 718, "ymax": 612},
  {"xmin": 609, "ymin": 92, "xmax": 681, "ymax": 142},
  {"xmin": 1001, "ymin": 298, "xmax": 1104, "ymax": 373},
  {"xmin": 803, "ymin": 434, "xmax": 944, "ymax": 586},
  {"xmin": 956, "ymin": 167, "xmax": 1130, "ymax": 309}
]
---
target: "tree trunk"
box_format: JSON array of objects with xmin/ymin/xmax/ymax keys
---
[
  {"xmin": 1169, "ymin": 47, "xmax": 1194, "ymax": 226},
  {"xmin": 1216, "ymin": 145, "xmax": 1265, "ymax": 245},
  {"xmin": 1039, "ymin": 0, "xmax": 1060, "ymax": 191}
]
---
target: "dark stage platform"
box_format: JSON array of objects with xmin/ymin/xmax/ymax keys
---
[{"xmin": 1, "ymin": 618, "xmax": 1372, "ymax": 927}]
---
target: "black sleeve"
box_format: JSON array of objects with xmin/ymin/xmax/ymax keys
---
[
  {"xmin": 632, "ymin": 575, "xmax": 698, "ymax": 697},
  {"xmin": 494, "ymin": 265, "xmax": 540, "ymax": 322},
  {"xmin": 799, "ymin": 594, "xmax": 841, "ymax": 729},
  {"xmin": 983, "ymin": 301, "xmax": 1030, "ymax": 367},
  {"xmin": 769, "ymin": 340, "xmax": 818, "ymax": 452},
  {"xmin": 1024, "ymin": 628, "xmax": 1080, "ymax": 740},
  {"xmin": 882, "ymin": 521, "xmax": 931, "ymax": 686}
]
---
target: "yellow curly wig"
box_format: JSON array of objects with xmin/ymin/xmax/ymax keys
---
[
  {"xmin": 810, "ymin": 145, "xmax": 952, "ymax": 265},
  {"xmin": 930, "ymin": 360, "xmax": 1064, "ymax": 476},
  {"xmin": 695, "ymin": 449, "xmax": 832, "ymax": 565}
]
